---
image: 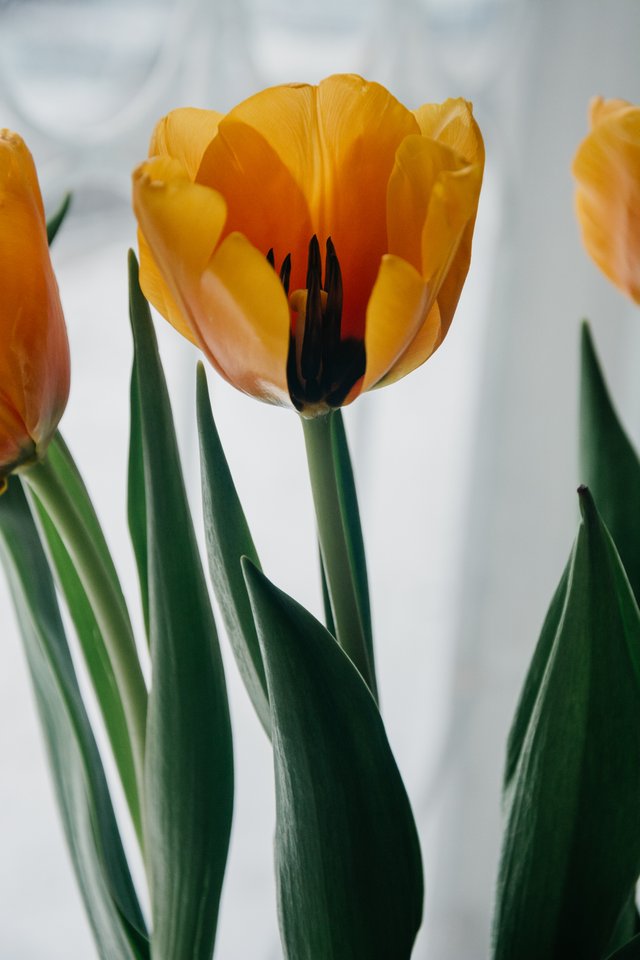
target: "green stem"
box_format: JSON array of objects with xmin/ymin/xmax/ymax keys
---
[
  {"xmin": 25, "ymin": 456, "xmax": 147, "ymax": 819},
  {"xmin": 301, "ymin": 412, "xmax": 377, "ymax": 699}
]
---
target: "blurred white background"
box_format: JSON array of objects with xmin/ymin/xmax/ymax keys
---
[{"xmin": 1, "ymin": 0, "xmax": 640, "ymax": 957}]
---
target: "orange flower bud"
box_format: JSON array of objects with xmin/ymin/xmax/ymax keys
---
[
  {"xmin": 0, "ymin": 130, "xmax": 70, "ymax": 489},
  {"xmin": 133, "ymin": 75, "xmax": 484, "ymax": 415},
  {"xmin": 573, "ymin": 97, "xmax": 640, "ymax": 304}
]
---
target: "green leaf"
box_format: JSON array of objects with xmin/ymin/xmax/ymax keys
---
[
  {"xmin": 46, "ymin": 192, "xmax": 72, "ymax": 245},
  {"xmin": 0, "ymin": 479, "xmax": 148, "ymax": 959},
  {"xmin": 606, "ymin": 898, "xmax": 640, "ymax": 959},
  {"xmin": 493, "ymin": 488, "xmax": 640, "ymax": 960},
  {"xmin": 47, "ymin": 433, "xmax": 135, "ymax": 647},
  {"xmin": 330, "ymin": 410, "xmax": 374, "ymax": 671},
  {"xmin": 319, "ymin": 546, "xmax": 336, "ymax": 637},
  {"xmin": 127, "ymin": 364, "xmax": 149, "ymax": 637},
  {"xmin": 608, "ymin": 933, "xmax": 640, "ymax": 959},
  {"xmin": 30, "ymin": 433, "xmax": 143, "ymax": 838},
  {"xmin": 503, "ymin": 559, "xmax": 570, "ymax": 791},
  {"xmin": 128, "ymin": 252, "xmax": 233, "ymax": 960},
  {"xmin": 580, "ymin": 321, "xmax": 640, "ymax": 601},
  {"xmin": 242, "ymin": 559, "xmax": 423, "ymax": 960},
  {"xmin": 196, "ymin": 363, "xmax": 270, "ymax": 736}
]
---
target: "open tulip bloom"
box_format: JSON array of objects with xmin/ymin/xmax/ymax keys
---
[
  {"xmin": 133, "ymin": 74, "xmax": 484, "ymax": 415},
  {"xmin": 5, "ymin": 75, "xmax": 640, "ymax": 960}
]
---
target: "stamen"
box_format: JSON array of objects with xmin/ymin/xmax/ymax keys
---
[
  {"xmin": 280, "ymin": 235, "xmax": 365, "ymax": 414},
  {"xmin": 301, "ymin": 236, "xmax": 323, "ymax": 383},
  {"xmin": 266, "ymin": 248, "xmax": 275, "ymax": 268},
  {"xmin": 279, "ymin": 253, "xmax": 291, "ymax": 295},
  {"xmin": 323, "ymin": 237, "xmax": 342, "ymax": 363}
]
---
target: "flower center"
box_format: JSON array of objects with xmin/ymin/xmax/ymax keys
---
[{"xmin": 267, "ymin": 236, "xmax": 366, "ymax": 414}]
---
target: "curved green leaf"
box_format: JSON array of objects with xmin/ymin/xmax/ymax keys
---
[
  {"xmin": 503, "ymin": 559, "xmax": 570, "ymax": 792},
  {"xmin": 493, "ymin": 488, "xmax": 640, "ymax": 960},
  {"xmin": 0, "ymin": 479, "xmax": 148, "ymax": 959},
  {"xmin": 608, "ymin": 933, "xmax": 640, "ymax": 959},
  {"xmin": 580, "ymin": 322, "xmax": 640, "ymax": 601},
  {"xmin": 128, "ymin": 252, "xmax": 233, "ymax": 960},
  {"xmin": 46, "ymin": 192, "xmax": 72, "ymax": 245},
  {"xmin": 243, "ymin": 558, "xmax": 423, "ymax": 960},
  {"xmin": 196, "ymin": 363, "xmax": 269, "ymax": 736},
  {"xmin": 128, "ymin": 364, "xmax": 149, "ymax": 638},
  {"xmin": 28, "ymin": 491, "xmax": 141, "ymax": 840},
  {"xmin": 28, "ymin": 432, "xmax": 143, "ymax": 838}
]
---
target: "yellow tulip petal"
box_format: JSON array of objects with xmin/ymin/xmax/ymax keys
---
[
  {"xmin": 573, "ymin": 100, "xmax": 640, "ymax": 303},
  {"xmin": 387, "ymin": 133, "xmax": 483, "ymax": 343},
  {"xmin": 0, "ymin": 128, "xmax": 45, "ymax": 218},
  {"xmin": 137, "ymin": 229, "xmax": 196, "ymax": 344},
  {"xmin": 422, "ymin": 162, "xmax": 484, "ymax": 344},
  {"xmin": 413, "ymin": 99, "xmax": 485, "ymax": 168},
  {"xmin": 589, "ymin": 96, "xmax": 631, "ymax": 128},
  {"xmin": 376, "ymin": 303, "xmax": 443, "ymax": 389},
  {"xmin": 312, "ymin": 75, "xmax": 420, "ymax": 338},
  {"xmin": 0, "ymin": 131, "xmax": 69, "ymax": 450},
  {"xmin": 198, "ymin": 116, "xmax": 314, "ymax": 302},
  {"xmin": 362, "ymin": 255, "xmax": 439, "ymax": 392},
  {"xmin": 387, "ymin": 135, "xmax": 467, "ymax": 273},
  {"xmin": 200, "ymin": 75, "xmax": 419, "ymax": 338},
  {"xmin": 0, "ymin": 394, "xmax": 33, "ymax": 473},
  {"xmin": 410, "ymin": 101, "xmax": 484, "ymax": 336},
  {"xmin": 197, "ymin": 232, "xmax": 291, "ymax": 403},
  {"xmin": 149, "ymin": 107, "xmax": 222, "ymax": 179},
  {"xmin": 132, "ymin": 155, "xmax": 228, "ymax": 342}
]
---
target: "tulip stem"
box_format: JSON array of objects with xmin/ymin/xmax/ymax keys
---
[
  {"xmin": 24, "ymin": 455, "xmax": 147, "ymax": 835},
  {"xmin": 301, "ymin": 412, "xmax": 377, "ymax": 700}
]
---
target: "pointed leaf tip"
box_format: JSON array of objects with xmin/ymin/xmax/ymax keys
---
[
  {"xmin": 129, "ymin": 256, "xmax": 233, "ymax": 959},
  {"xmin": 243, "ymin": 563, "xmax": 423, "ymax": 960},
  {"xmin": 579, "ymin": 321, "xmax": 640, "ymax": 602},
  {"xmin": 494, "ymin": 486, "xmax": 640, "ymax": 959},
  {"xmin": 197, "ymin": 379, "xmax": 270, "ymax": 735}
]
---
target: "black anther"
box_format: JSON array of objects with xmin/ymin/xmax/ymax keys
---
[
  {"xmin": 280, "ymin": 235, "xmax": 365, "ymax": 413},
  {"xmin": 279, "ymin": 253, "xmax": 291, "ymax": 295}
]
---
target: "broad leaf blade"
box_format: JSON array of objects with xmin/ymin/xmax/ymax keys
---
[
  {"xmin": 319, "ymin": 546, "xmax": 336, "ymax": 636},
  {"xmin": 196, "ymin": 364, "xmax": 270, "ymax": 736},
  {"xmin": 129, "ymin": 253, "xmax": 233, "ymax": 960},
  {"xmin": 608, "ymin": 933, "xmax": 640, "ymax": 959},
  {"xmin": 503, "ymin": 559, "xmax": 570, "ymax": 791},
  {"xmin": 330, "ymin": 410, "xmax": 374, "ymax": 671},
  {"xmin": 580, "ymin": 322, "xmax": 640, "ymax": 601},
  {"xmin": 493, "ymin": 488, "xmax": 640, "ymax": 960},
  {"xmin": 0, "ymin": 479, "xmax": 148, "ymax": 959},
  {"xmin": 243, "ymin": 559, "xmax": 423, "ymax": 960}
]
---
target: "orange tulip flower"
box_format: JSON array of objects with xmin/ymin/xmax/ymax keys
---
[
  {"xmin": 573, "ymin": 97, "xmax": 640, "ymax": 304},
  {"xmin": 0, "ymin": 130, "xmax": 70, "ymax": 489},
  {"xmin": 133, "ymin": 74, "xmax": 484, "ymax": 415}
]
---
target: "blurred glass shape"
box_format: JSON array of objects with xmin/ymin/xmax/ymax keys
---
[
  {"xmin": 413, "ymin": 0, "xmax": 526, "ymax": 94},
  {"xmin": 244, "ymin": 0, "xmax": 387, "ymax": 85},
  {"xmin": 0, "ymin": 0, "xmax": 199, "ymax": 146}
]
